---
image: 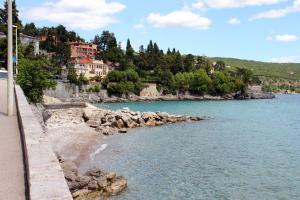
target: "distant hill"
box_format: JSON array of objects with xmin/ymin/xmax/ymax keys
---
[{"xmin": 212, "ymin": 57, "xmax": 300, "ymax": 80}]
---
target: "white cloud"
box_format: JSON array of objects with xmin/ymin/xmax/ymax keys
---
[
  {"xmin": 147, "ymin": 10, "xmax": 211, "ymax": 29},
  {"xmin": 268, "ymin": 34, "xmax": 299, "ymax": 42},
  {"xmin": 228, "ymin": 18, "xmax": 241, "ymax": 25},
  {"xmin": 270, "ymin": 56, "xmax": 300, "ymax": 63},
  {"xmin": 192, "ymin": 0, "xmax": 285, "ymax": 9},
  {"xmin": 25, "ymin": 0, "xmax": 126, "ymax": 30},
  {"xmin": 133, "ymin": 23, "xmax": 144, "ymax": 30},
  {"xmin": 250, "ymin": 0, "xmax": 300, "ymax": 20}
]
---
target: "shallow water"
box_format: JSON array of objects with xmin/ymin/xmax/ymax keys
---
[{"xmin": 81, "ymin": 95, "xmax": 300, "ymax": 200}]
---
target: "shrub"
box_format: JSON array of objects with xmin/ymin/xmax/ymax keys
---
[{"xmin": 17, "ymin": 58, "xmax": 57, "ymax": 103}]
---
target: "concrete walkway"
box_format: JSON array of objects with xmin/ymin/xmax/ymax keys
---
[{"xmin": 0, "ymin": 78, "xmax": 26, "ymax": 200}]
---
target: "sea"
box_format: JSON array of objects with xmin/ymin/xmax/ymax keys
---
[{"xmin": 80, "ymin": 95, "xmax": 300, "ymax": 200}]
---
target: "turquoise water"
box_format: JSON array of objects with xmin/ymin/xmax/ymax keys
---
[{"xmin": 81, "ymin": 95, "xmax": 300, "ymax": 200}]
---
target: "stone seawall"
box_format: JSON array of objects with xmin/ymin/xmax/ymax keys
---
[{"xmin": 15, "ymin": 85, "xmax": 72, "ymax": 200}]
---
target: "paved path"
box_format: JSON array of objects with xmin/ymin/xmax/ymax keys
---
[{"xmin": 0, "ymin": 78, "xmax": 26, "ymax": 200}]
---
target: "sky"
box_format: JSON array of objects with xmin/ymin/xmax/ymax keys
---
[{"xmin": 10, "ymin": 0, "xmax": 300, "ymax": 62}]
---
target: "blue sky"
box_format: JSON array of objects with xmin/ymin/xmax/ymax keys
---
[{"xmin": 12, "ymin": 0, "xmax": 300, "ymax": 62}]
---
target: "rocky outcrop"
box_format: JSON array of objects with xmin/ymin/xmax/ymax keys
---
[
  {"xmin": 83, "ymin": 105, "xmax": 205, "ymax": 135},
  {"xmin": 237, "ymin": 86, "xmax": 275, "ymax": 100},
  {"xmin": 61, "ymin": 160, "xmax": 127, "ymax": 199}
]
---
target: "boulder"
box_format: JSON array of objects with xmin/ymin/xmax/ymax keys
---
[
  {"xmin": 155, "ymin": 121, "xmax": 165, "ymax": 126},
  {"xmin": 156, "ymin": 112, "xmax": 170, "ymax": 119},
  {"xmin": 104, "ymin": 172, "xmax": 116, "ymax": 180},
  {"xmin": 137, "ymin": 117, "xmax": 145, "ymax": 126},
  {"xmin": 109, "ymin": 176, "xmax": 127, "ymax": 195},
  {"xmin": 85, "ymin": 167, "xmax": 102, "ymax": 177},
  {"xmin": 146, "ymin": 118, "xmax": 156, "ymax": 126},
  {"xmin": 61, "ymin": 160, "xmax": 79, "ymax": 181},
  {"xmin": 118, "ymin": 128, "xmax": 127, "ymax": 134},
  {"xmin": 87, "ymin": 180, "xmax": 99, "ymax": 190},
  {"xmin": 112, "ymin": 119, "xmax": 124, "ymax": 129},
  {"xmin": 141, "ymin": 112, "xmax": 154, "ymax": 122},
  {"xmin": 71, "ymin": 189, "xmax": 91, "ymax": 198},
  {"xmin": 95, "ymin": 176, "xmax": 108, "ymax": 188},
  {"xmin": 76, "ymin": 176, "xmax": 92, "ymax": 188}
]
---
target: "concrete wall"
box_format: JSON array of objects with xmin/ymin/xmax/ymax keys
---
[
  {"xmin": 44, "ymin": 81, "xmax": 78, "ymax": 100},
  {"xmin": 15, "ymin": 85, "xmax": 72, "ymax": 200}
]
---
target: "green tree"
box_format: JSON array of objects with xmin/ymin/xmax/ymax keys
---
[
  {"xmin": 17, "ymin": 58, "xmax": 56, "ymax": 103},
  {"xmin": 215, "ymin": 61, "xmax": 226, "ymax": 71},
  {"xmin": 211, "ymin": 72, "xmax": 235, "ymax": 95},
  {"xmin": 125, "ymin": 38, "xmax": 134, "ymax": 61},
  {"xmin": 67, "ymin": 67, "xmax": 78, "ymax": 84},
  {"xmin": 183, "ymin": 54, "xmax": 195, "ymax": 72},
  {"xmin": 174, "ymin": 72, "xmax": 193, "ymax": 93},
  {"xmin": 190, "ymin": 69, "xmax": 212, "ymax": 95},
  {"xmin": 94, "ymin": 31, "xmax": 123, "ymax": 62},
  {"xmin": 77, "ymin": 73, "xmax": 89, "ymax": 86},
  {"xmin": 52, "ymin": 43, "xmax": 71, "ymax": 67},
  {"xmin": 0, "ymin": 0, "xmax": 22, "ymax": 31},
  {"xmin": 23, "ymin": 23, "xmax": 38, "ymax": 36}
]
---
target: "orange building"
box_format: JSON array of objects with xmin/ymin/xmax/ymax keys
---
[
  {"xmin": 69, "ymin": 42, "xmax": 98, "ymax": 58},
  {"xmin": 74, "ymin": 58, "xmax": 109, "ymax": 79},
  {"xmin": 38, "ymin": 35, "xmax": 60, "ymax": 44}
]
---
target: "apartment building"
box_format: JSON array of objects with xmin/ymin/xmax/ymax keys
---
[{"xmin": 70, "ymin": 42, "xmax": 98, "ymax": 58}]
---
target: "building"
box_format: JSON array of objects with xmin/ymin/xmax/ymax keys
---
[
  {"xmin": 20, "ymin": 33, "xmax": 40, "ymax": 55},
  {"xmin": 38, "ymin": 35, "xmax": 60, "ymax": 44},
  {"xmin": 70, "ymin": 42, "xmax": 98, "ymax": 58},
  {"xmin": 74, "ymin": 58, "xmax": 110, "ymax": 79}
]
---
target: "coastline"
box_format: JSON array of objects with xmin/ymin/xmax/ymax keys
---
[
  {"xmin": 35, "ymin": 102, "xmax": 205, "ymax": 199},
  {"xmin": 69, "ymin": 91, "xmax": 275, "ymax": 104},
  {"xmin": 100, "ymin": 92, "xmax": 275, "ymax": 103}
]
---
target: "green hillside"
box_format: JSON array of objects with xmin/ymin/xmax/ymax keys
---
[{"xmin": 212, "ymin": 57, "xmax": 300, "ymax": 80}]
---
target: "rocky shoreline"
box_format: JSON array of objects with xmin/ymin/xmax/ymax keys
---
[
  {"xmin": 61, "ymin": 160, "xmax": 127, "ymax": 200},
  {"xmin": 83, "ymin": 104, "xmax": 205, "ymax": 135},
  {"xmin": 40, "ymin": 103, "xmax": 205, "ymax": 199},
  {"xmin": 63, "ymin": 91, "xmax": 275, "ymax": 104}
]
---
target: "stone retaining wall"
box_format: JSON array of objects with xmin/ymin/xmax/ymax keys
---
[
  {"xmin": 43, "ymin": 102, "xmax": 87, "ymax": 110},
  {"xmin": 15, "ymin": 85, "xmax": 72, "ymax": 200}
]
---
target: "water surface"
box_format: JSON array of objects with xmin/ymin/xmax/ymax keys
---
[{"xmin": 81, "ymin": 95, "xmax": 300, "ymax": 200}]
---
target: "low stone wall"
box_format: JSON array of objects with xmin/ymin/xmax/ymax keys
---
[
  {"xmin": 15, "ymin": 85, "xmax": 72, "ymax": 200},
  {"xmin": 43, "ymin": 102, "xmax": 87, "ymax": 110}
]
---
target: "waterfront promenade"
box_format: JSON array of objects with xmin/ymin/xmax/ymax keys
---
[{"xmin": 0, "ymin": 78, "xmax": 25, "ymax": 199}]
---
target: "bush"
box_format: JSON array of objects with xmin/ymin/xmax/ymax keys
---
[
  {"xmin": 17, "ymin": 58, "xmax": 57, "ymax": 103},
  {"xmin": 86, "ymin": 85, "xmax": 101, "ymax": 93},
  {"xmin": 107, "ymin": 82, "xmax": 135, "ymax": 96},
  {"xmin": 211, "ymin": 72, "xmax": 235, "ymax": 95},
  {"xmin": 190, "ymin": 69, "xmax": 212, "ymax": 95}
]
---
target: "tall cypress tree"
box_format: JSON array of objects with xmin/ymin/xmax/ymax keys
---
[{"xmin": 126, "ymin": 38, "xmax": 134, "ymax": 61}]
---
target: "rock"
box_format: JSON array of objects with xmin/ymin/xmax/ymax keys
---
[
  {"xmin": 85, "ymin": 167, "xmax": 102, "ymax": 177},
  {"xmin": 131, "ymin": 115, "xmax": 140, "ymax": 123},
  {"xmin": 155, "ymin": 121, "xmax": 165, "ymax": 126},
  {"xmin": 146, "ymin": 118, "xmax": 156, "ymax": 126},
  {"xmin": 109, "ymin": 176, "xmax": 127, "ymax": 195},
  {"xmin": 76, "ymin": 176, "xmax": 92, "ymax": 188},
  {"xmin": 118, "ymin": 128, "xmax": 127, "ymax": 133},
  {"xmin": 72, "ymin": 189, "xmax": 91, "ymax": 198},
  {"xmin": 104, "ymin": 172, "xmax": 116, "ymax": 180},
  {"xmin": 88, "ymin": 180, "xmax": 99, "ymax": 190},
  {"xmin": 156, "ymin": 112, "xmax": 169, "ymax": 119},
  {"xmin": 112, "ymin": 119, "xmax": 124, "ymax": 129},
  {"xmin": 61, "ymin": 160, "xmax": 79, "ymax": 181},
  {"xmin": 189, "ymin": 116, "xmax": 203, "ymax": 121},
  {"xmin": 95, "ymin": 176, "xmax": 108, "ymax": 188},
  {"xmin": 137, "ymin": 117, "xmax": 145, "ymax": 126},
  {"xmin": 141, "ymin": 112, "xmax": 154, "ymax": 122}
]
